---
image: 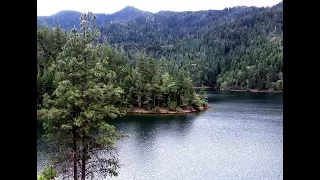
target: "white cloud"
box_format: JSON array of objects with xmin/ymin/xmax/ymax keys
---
[{"xmin": 37, "ymin": 0, "xmax": 282, "ymax": 16}]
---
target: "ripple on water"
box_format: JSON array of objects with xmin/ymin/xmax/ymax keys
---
[{"xmin": 38, "ymin": 91, "xmax": 283, "ymax": 179}]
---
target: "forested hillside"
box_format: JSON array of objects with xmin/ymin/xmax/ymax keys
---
[
  {"xmin": 38, "ymin": 6, "xmax": 152, "ymax": 30},
  {"xmin": 37, "ymin": 25, "xmax": 207, "ymax": 111},
  {"xmin": 37, "ymin": 2, "xmax": 283, "ymax": 91}
]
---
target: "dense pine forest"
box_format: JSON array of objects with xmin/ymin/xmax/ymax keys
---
[
  {"xmin": 37, "ymin": 12, "xmax": 208, "ymax": 180},
  {"xmin": 38, "ymin": 2, "xmax": 283, "ymax": 91},
  {"xmin": 37, "ymin": 19, "xmax": 208, "ymax": 113},
  {"xmin": 37, "ymin": 2, "xmax": 283, "ymax": 179}
]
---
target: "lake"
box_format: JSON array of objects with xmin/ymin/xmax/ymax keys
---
[{"xmin": 37, "ymin": 90, "xmax": 283, "ymax": 180}]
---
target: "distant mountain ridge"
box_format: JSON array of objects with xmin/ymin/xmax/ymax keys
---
[
  {"xmin": 37, "ymin": 4, "xmax": 282, "ymax": 31},
  {"xmin": 97, "ymin": 2, "xmax": 283, "ymax": 88},
  {"xmin": 37, "ymin": 2, "xmax": 283, "ymax": 90},
  {"xmin": 37, "ymin": 6, "xmax": 152, "ymax": 30}
]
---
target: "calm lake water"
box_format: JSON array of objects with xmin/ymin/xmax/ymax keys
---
[{"xmin": 37, "ymin": 90, "xmax": 283, "ymax": 180}]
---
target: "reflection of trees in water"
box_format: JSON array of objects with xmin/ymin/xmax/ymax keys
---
[
  {"xmin": 171, "ymin": 115, "xmax": 196, "ymax": 134},
  {"xmin": 113, "ymin": 114, "xmax": 197, "ymax": 146},
  {"xmin": 138, "ymin": 115, "xmax": 195, "ymax": 142},
  {"xmin": 207, "ymin": 90, "xmax": 282, "ymax": 104},
  {"xmin": 110, "ymin": 114, "xmax": 198, "ymax": 161}
]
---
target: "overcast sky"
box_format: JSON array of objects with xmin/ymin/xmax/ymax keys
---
[{"xmin": 37, "ymin": 0, "xmax": 282, "ymax": 16}]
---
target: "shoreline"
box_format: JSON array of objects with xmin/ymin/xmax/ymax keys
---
[
  {"xmin": 193, "ymin": 86, "xmax": 212, "ymax": 89},
  {"xmin": 125, "ymin": 106, "xmax": 208, "ymax": 115},
  {"xmin": 229, "ymin": 89, "xmax": 282, "ymax": 93},
  {"xmin": 37, "ymin": 106, "xmax": 209, "ymax": 119},
  {"xmin": 193, "ymin": 86, "xmax": 282, "ymax": 93}
]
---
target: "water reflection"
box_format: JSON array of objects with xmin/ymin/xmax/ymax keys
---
[
  {"xmin": 110, "ymin": 114, "xmax": 197, "ymax": 146},
  {"xmin": 38, "ymin": 90, "xmax": 283, "ymax": 179}
]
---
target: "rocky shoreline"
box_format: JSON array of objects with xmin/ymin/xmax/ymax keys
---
[{"xmin": 125, "ymin": 105, "xmax": 209, "ymax": 115}]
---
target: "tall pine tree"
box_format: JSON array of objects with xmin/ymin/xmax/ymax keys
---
[{"xmin": 40, "ymin": 12, "xmax": 123, "ymax": 180}]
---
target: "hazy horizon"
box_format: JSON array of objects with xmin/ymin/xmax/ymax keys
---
[{"xmin": 37, "ymin": 0, "xmax": 282, "ymax": 16}]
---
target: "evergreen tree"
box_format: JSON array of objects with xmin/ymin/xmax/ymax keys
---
[
  {"xmin": 40, "ymin": 12, "xmax": 123, "ymax": 180},
  {"xmin": 199, "ymin": 84, "xmax": 208, "ymax": 104},
  {"xmin": 37, "ymin": 2, "xmax": 283, "ymax": 92}
]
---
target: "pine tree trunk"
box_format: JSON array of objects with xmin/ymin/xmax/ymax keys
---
[
  {"xmin": 72, "ymin": 125, "xmax": 78, "ymax": 180},
  {"xmin": 72, "ymin": 71, "xmax": 78, "ymax": 180},
  {"xmin": 138, "ymin": 94, "xmax": 141, "ymax": 108},
  {"xmin": 153, "ymin": 94, "xmax": 156, "ymax": 108},
  {"xmin": 81, "ymin": 143, "xmax": 86, "ymax": 180},
  {"xmin": 81, "ymin": 26, "xmax": 88, "ymax": 180},
  {"xmin": 178, "ymin": 90, "xmax": 181, "ymax": 106}
]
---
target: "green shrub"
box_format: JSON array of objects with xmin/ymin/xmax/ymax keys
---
[
  {"xmin": 276, "ymin": 80, "xmax": 283, "ymax": 91},
  {"xmin": 176, "ymin": 107, "xmax": 183, "ymax": 112},
  {"xmin": 192, "ymin": 93, "xmax": 207, "ymax": 108},
  {"xmin": 153, "ymin": 106, "xmax": 161, "ymax": 113},
  {"xmin": 168, "ymin": 101, "xmax": 178, "ymax": 111},
  {"xmin": 37, "ymin": 166, "xmax": 57, "ymax": 180}
]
